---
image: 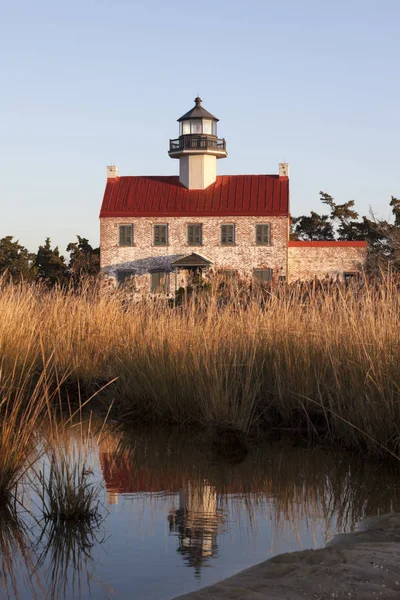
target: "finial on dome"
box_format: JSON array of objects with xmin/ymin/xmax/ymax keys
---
[{"xmin": 194, "ymin": 96, "xmax": 202, "ymax": 107}]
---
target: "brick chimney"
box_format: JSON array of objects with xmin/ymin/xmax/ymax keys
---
[
  {"xmin": 107, "ymin": 165, "xmax": 119, "ymax": 179},
  {"xmin": 279, "ymin": 162, "xmax": 289, "ymax": 178}
]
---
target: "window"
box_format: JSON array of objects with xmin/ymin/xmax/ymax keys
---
[
  {"xmin": 212, "ymin": 121, "xmax": 218, "ymax": 136},
  {"xmin": 119, "ymin": 224, "xmax": 133, "ymax": 246},
  {"xmin": 221, "ymin": 270, "xmax": 238, "ymax": 282},
  {"xmin": 191, "ymin": 118, "xmax": 202, "ymax": 134},
  {"xmin": 203, "ymin": 119, "xmax": 212, "ymax": 134},
  {"xmin": 187, "ymin": 224, "xmax": 202, "ymax": 245},
  {"xmin": 221, "ymin": 224, "xmax": 235, "ymax": 246},
  {"xmin": 255, "ymin": 224, "xmax": 270, "ymax": 245},
  {"xmin": 117, "ymin": 270, "xmax": 135, "ymax": 288},
  {"xmin": 254, "ymin": 269, "xmax": 273, "ymax": 282},
  {"xmin": 151, "ymin": 271, "xmax": 169, "ymax": 293},
  {"xmin": 182, "ymin": 120, "xmax": 191, "ymax": 135},
  {"xmin": 344, "ymin": 272, "xmax": 359, "ymax": 283},
  {"xmin": 153, "ymin": 224, "xmax": 168, "ymax": 246}
]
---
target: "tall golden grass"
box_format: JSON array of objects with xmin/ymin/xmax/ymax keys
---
[{"xmin": 1, "ymin": 276, "xmax": 400, "ymax": 456}]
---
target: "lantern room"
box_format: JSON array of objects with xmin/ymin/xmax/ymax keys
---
[
  {"xmin": 178, "ymin": 96, "xmax": 219, "ymax": 136},
  {"xmin": 169, "ymin": 97, "xmax": 227, "ymax": 160}
]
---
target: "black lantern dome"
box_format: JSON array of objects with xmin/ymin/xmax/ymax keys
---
[{"xmin": 169, "ymin": 97, "xmax": 227, "ymax": 159}]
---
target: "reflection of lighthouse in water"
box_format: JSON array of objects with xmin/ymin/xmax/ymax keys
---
[{"xmin": 168, "ymin": 480, "xmax": 226, "ymax": 576}]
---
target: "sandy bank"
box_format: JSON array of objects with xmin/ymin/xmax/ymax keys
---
[{"xmin": 175, "ymin": 513, "xmax": 400, "ymax": 600}]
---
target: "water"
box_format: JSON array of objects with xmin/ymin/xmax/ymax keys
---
[{"xmin": 3, "ymin": 426, "xmax": 400, "ymax": 600}]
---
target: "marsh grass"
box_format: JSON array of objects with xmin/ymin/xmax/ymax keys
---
[
  {"xmin": 1, "ymin": 276, "xmax": 400, "ymax": 456},
  {"xmin": 0, "ymin": 354, "xmax": 60, "ymax": 504},
  {"xmin": 38, "ymin": 454, "xmax": 100, "ymax": 522},
  {"xmin": 35, "ymin": 414, "xmax": 104, "ymax": 522}
]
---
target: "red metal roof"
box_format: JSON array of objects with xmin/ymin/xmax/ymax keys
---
[
  {"xmin": 100, "ymin": 175, "xmax": 289, "ymax": 218},
  {"xmin": 288, "ymin": 241, "xmax": 367, "ymax": 247}
]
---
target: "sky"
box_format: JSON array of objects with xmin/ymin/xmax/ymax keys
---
[{"xmin": 1, "ymin": 0, "xmax": 399, "ymax": 253}]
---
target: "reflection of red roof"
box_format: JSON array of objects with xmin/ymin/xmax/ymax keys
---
[
  {"xmin": 100, "ymin": 454, "xmax": 266, "ymax": 495},
  {"xmin": 100, "ymin": 454, "xmax": 179, "ymax": 494},
  {"xmin": 100, "ymin": 175, "xmax": 289, "ymax": 218}
]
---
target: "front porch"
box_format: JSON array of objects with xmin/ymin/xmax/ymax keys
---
[{"xmin": 171, "ymin": 253, "xmax": 212, "ymax": 291}]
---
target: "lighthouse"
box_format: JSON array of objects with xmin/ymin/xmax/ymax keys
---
[{"xmin": 168, "ymin": 97, "xmax": 227, "ymax": 189}]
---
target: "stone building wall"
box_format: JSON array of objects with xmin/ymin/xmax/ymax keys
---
[
  {"xmin": 100, "ymin": 215, "xmax": 289, "ymax": 293},
  {"xmin": 288, "ymin": 242, "xmax": 367, "ymax": 282}
]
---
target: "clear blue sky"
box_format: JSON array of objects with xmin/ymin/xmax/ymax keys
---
[{"xmin": 1, "ymin": 0, "xmax": 399, "ymax": 252}]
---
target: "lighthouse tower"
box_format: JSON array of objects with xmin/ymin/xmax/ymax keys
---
[{"xmin": 168, "ymin": 97, "xmax": 227, "ymax": 190}]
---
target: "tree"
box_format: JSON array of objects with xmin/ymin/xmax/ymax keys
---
[
  {"xmin": 66, "ymin": 236, "xmax": 100, "ymax": 284},
  {"xmin": 35, "ymin": 238, "xmax": 68, "ymax": 286},
  {"xmin": 390, "ymin": 196, "xmax": 400, "ymax": 227},
  {"xmin": 291, "ymin": 211, "xmax": 334, "ymax": 241},
  {"xmin": 0, "ymin": 236, "xmax": 37, "ymax": 282},
  {"xmin": 320, "ymin": 191, "xmax": 360, "ymax": 240}
]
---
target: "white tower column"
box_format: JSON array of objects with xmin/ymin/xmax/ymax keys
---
[{"xmin": 179, "ymin": 154, "xmax": 217, "ymax": 189}]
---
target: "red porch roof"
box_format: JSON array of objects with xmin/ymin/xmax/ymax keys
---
[
  {"xmin": 100, "ymin": 175, "xmax": 289, "ymax": 218},
  {"xmin": 288, "ymin": 241, "xmax": 367, "ymax": 247}
]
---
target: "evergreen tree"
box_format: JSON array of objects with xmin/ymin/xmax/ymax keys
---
[
  {"xmin": 291, "ymin": 211, "xmax": 334, "ymax": 241},
  {"xmin": 66, "ymin": 236, "xmax": 100, "ymax": 284},
  {"xmin": 35, "ymin": 238, "xmax": 68, "ymax": 286},
  {"xmin": 390, "ymin": 196, "xmax": 400, "ymax": 227},
  {"xmin": 320, "ymin": 191, "xmax": 360, "ymax": 240},
  {"xmin": 0, "ymin": 236, "xmax": 37, "ymax": 282}
]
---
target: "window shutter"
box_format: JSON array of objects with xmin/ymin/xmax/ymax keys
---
[
  {"xmin": 221, "ymin": 225, "xmax": 227, "ymax": 244},
  {"xmin": 254, "ymin": 269, "xmax": 273, "ymax": 282},
  {"xmin": 221, "ymin": 224, "xmax": 235, "ymax": 245},
  {"xmin": 119, "ymin": 225, "xmax": 133, "ymax": 246},
  {"xmin": 256, "ymin": 224, "xmax": 270, "ymax": 245},
  {"xmin": 188, "ymin": 224, "xmax": 202, "ymax": 245},
  {"xmin": 117, "ymin": 270, "xmax": 135, "ymax": 287},
  {"xmin": 154, "ymin": 225, "xmax": 168, "ymax": 246},
  {"xmin": 151, "ymin": 271, "xmax": 169, "ymax": 293}
]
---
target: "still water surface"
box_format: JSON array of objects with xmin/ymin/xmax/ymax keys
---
[{"xmin": 4, "ymin": 427, "xmax": 400, "ymax": 600}]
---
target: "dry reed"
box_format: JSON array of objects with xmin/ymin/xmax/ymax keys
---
[{"xmin": 1, "ymin": 276, "xmax": 400, "ymax": 456}]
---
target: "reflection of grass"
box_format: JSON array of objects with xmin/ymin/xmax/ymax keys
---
[
  {"xmin": 35, "ymin": 514, "xmax": 105, "ymax": 600},
  {"xmin": 0, "ymin": 503, "xmax": 41, "ymax": 600}
]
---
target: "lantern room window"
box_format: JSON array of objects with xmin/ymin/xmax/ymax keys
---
[
  {"xmin": 202, "ymin": 119, "xmax": 212, "ymax": 134},
  {"xmin": 179, "ymin": 118, "xmax": 218, "ymax": 136},
  {"xmin": 191, "ymin": 119, "xmax": 202, "ymax": 134},
  {"xmin": 181, "ymin": 120, "xmax": 191, "ymax": 135}
]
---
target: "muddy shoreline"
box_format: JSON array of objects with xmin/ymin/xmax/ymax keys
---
[{"xmin": 174, "ymin": 513, "xmax": 400, "ymax": 600}]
